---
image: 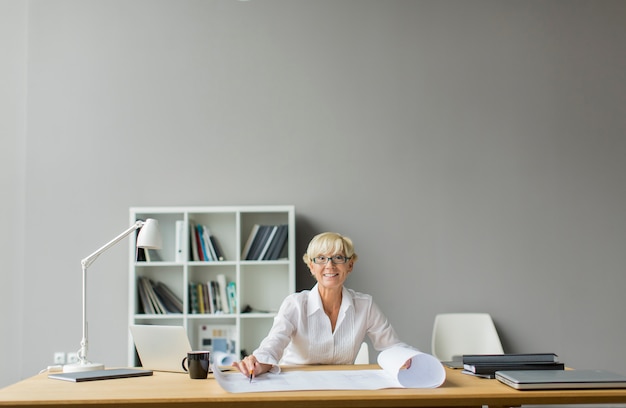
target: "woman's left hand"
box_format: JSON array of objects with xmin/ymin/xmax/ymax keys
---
[{"xmin": 401, "ymin": 358, "xmax": 412, "ymax": 369}]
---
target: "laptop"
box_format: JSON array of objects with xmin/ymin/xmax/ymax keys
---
[
  {"xmin": 129, "ymin": 324, "xmax": 192, "ymax": 373},
  {"xmin": 496, "ymin": 369, "xmax": 626, "ymax": 390}
]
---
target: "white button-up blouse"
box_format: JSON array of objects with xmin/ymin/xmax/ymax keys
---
[{"xmin": 252, "ymin": 284, "xmax": 411, "ymax": 367}]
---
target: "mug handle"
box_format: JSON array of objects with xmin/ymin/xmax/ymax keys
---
[{"xmin": 182, "ymin": 356, "xmax": 188, "ymax": 372}]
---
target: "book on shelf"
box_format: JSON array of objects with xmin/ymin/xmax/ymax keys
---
[
  {"xmin": 462, "ymin": 353, "xmax": 559, "ymax": 365},
  {"xmin": 136, "ymin": 247, "xmax": 161, "ymax": 262},
  {"xmin": 216, "ymin": 274, "xmax": 230, "ymax": 313},
  {"xmin": 189, "ymin": 281, "xmax": 200, "ymax": 314},
  {"xmin": 189, "ymin": 221, "xmax": 201, "ymax": 261},
  {"xmin": 203, "ymin": 226, "xmax": 225, "ymax": 261},
  {"xmin": 242, "ymin": 224, "xmax": 289, "ymax": 261},
  {"xmin": 198, "ymin": 225, "xmax": 210, "ymax": 261},
  {"xmin": 247, "ymin": 225, "xmax": 272, "ymax": 260},
  {"xmin": 140, "ymin": 277, "xmax": 165, "ymax": 314},
  {"xmin": 137, "ymin": 277, "xmax": 154, "ymax": 314},
  {"xmin": 152, "ymin": 281, "xmax": 183, "ymax": 313},
  {"xmin": 264, "ymin": 224, "xmax": 288, "ymax": 260},
  {"xmin": 144, "ymin": 249, "xmax": 162, "ymax": 262},
  {"xmin": 188, "ymin": 277, "xmax": 236, "ymax": 314},
  {"xmin": 137, "ymin": 277, "xmax": 182, "ymax": 314},
  {"xmin": 189, "ymin": 221, "xmax": 226, "ymax": 262},
  {"xmin": 209, "ymin": 235, "xmax": 225, "ymax": 261},
  {"xmin": 207, "ymin": 282, "xmax": 219, "ymax": 314},
  {"xmin": 226, "ymin": 281, "xmax": 237, "ymax": 314},
  {"xmin": 257, "ymin": 225, "xmax": 278, "ymax": 260},
  {"xmin": 240, "ymin": 224, "xmax": 260, "ymax": 260},
  {"xmin": 197, "ymin": 283, "xmax": 206, "ymax": 314},
  {"xmin": 206, "ymin": 227, "xmax": 219, "ymax": 261}
]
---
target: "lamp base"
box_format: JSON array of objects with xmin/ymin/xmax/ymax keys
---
[{"xmin": 62, "ymin": 361, "xmax": 105, "ymax": 373}]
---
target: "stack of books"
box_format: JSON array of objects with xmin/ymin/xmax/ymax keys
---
[
  {"xmin": 241, "ymin": 224, "xmax": 288, "ymax": 261},
  {"xmin": 461, "ymin": 353, "xmax": 564, "ymax": 379}
]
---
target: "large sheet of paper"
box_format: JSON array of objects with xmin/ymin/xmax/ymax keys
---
[{"xmin": 214, "ymin": 346, "xmax": 446, "ymax": 393}]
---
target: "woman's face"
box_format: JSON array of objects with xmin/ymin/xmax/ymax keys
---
[{"xmin": 308, "ymin": 253, "xmax": 353, "ymax": 290}]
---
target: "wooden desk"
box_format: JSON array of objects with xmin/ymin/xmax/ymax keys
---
[{"xmin": 2, "ymin": 366, "xmax": 626, "ymax": 408}]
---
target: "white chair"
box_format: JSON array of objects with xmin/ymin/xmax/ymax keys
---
[
  {"xmin": 354, "ymin": 342, "xmax": 369, "ymax": 364},
  {"xmin": 431, "ymin": 313, "xmax": 504, "ymax": 361}
]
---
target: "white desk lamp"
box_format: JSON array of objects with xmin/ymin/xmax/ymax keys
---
[{"xmin": 63, "ymin": 218, "xmax": 162, "ymax": 373}]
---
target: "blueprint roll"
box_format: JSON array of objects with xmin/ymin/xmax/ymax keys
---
[
  {"xmin": 377, "ymin": 346, "xmax": 446, "ymax": 388},
  {"xmin": 213, "ymin": 351, "xmax": 236, "ymax": 366},
  {"xmin": 213, "ymin": 346, "xmax": 446, "ymax": 393}
]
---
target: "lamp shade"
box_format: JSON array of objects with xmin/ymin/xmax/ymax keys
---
[{"xmin": 137, "ymin": 218, "xmax": 162, "ymax": 249}]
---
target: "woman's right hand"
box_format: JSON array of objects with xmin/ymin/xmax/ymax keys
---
[{"xmin": 231, "ymin": 355, "xmax": 272, "ymax": 378}]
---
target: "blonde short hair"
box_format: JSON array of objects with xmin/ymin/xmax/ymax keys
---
[{"xmin": 302, "ymin": 232, "xmax": 358, "ymax": 265}]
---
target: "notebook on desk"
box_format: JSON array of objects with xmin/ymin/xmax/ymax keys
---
[
  {"xmin": 49, "ymin": 368, "xmax": 153, "ymax": 382},
  {"xmin": 496, "ymin": 369, "xmax": 626, "ymax": 390},
  {"xmin": 129, "ymin": 324, "xmax": 192, "ymax": 373}
]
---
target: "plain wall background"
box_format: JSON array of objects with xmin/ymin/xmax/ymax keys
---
[{"xmin": 2, "ymin": 0, "xmax": 625, "ymax": 388}]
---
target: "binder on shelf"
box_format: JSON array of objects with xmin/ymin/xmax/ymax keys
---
[{"xmin": 175, "ymin": 220, "xmax": 185, "ymax": 262}]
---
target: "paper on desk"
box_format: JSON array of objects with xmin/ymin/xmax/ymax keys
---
[{"xmin": 213, "ymin": 346, "xmax": 445, "ymax": 393}]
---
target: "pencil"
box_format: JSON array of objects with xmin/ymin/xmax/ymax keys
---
[{"xmin": 249, "ymin": 369, "xmax": 253, "ymax": 383}]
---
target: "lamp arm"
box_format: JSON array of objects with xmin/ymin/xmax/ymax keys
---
[{"xmin": 81, "ymin": 220, "xmax": 144, "ymax": 270}]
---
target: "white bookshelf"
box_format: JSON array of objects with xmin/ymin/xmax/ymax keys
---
[{"xmin": 128, "ymin": 205, "xmax": 295, "ymax": 366}]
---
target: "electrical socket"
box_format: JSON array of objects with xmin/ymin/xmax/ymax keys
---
[
  {"xmin": 66, "ymin": 352, "xmax": 79, "ymax": 364},
  {"xmin": 53, "ymin": 352, "xmax": 66, "ymax": 365}
]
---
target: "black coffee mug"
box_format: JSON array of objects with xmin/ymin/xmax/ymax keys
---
[{"xmin": 182, "ymin": 351, "xmax": 210, "ymax": 379}]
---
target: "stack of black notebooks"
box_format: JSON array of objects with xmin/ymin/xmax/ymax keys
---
[{"xmin": 461, "ymin": 353, "xmax": 564, "ymax": 379}]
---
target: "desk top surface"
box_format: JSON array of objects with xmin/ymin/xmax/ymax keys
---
[{"xmin": 2, "ymin": 365, "xmax": 626, "ymax": 408}]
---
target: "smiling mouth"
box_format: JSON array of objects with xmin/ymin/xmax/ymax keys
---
[{"xmin": 323, "ymin": 273, "xmax": 339, "ymax": 277}]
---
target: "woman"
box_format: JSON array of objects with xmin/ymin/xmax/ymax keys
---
[{"xmin": 232, "ymin": 232, "xmax": 413, "ymax": 378}]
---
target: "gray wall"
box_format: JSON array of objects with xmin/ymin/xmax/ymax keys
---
[
  {"xmin": 1, "ymin": 0, "xmax": 27, "ymax": 390},
  {"xmin": 2, "ymin": 0, "xmax": 625, "ymax": 388}
]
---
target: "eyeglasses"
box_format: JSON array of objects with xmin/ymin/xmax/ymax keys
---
[{"xmin": 312, "ymin": 255, "xmax": 351, "ymax": 265}]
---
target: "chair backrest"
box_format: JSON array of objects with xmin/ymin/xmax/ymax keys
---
[
  {"xmin": 431, "ymin": 313, "xmax": 504, "ymax": 361},
  {"xmin": 354, "ymin": 342, "xmax": 369, "ymax": 364}
]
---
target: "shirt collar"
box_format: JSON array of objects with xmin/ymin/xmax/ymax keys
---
[{"xmin": 307, "ymin": 283, "xmax": 354, "ymax": 316}]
